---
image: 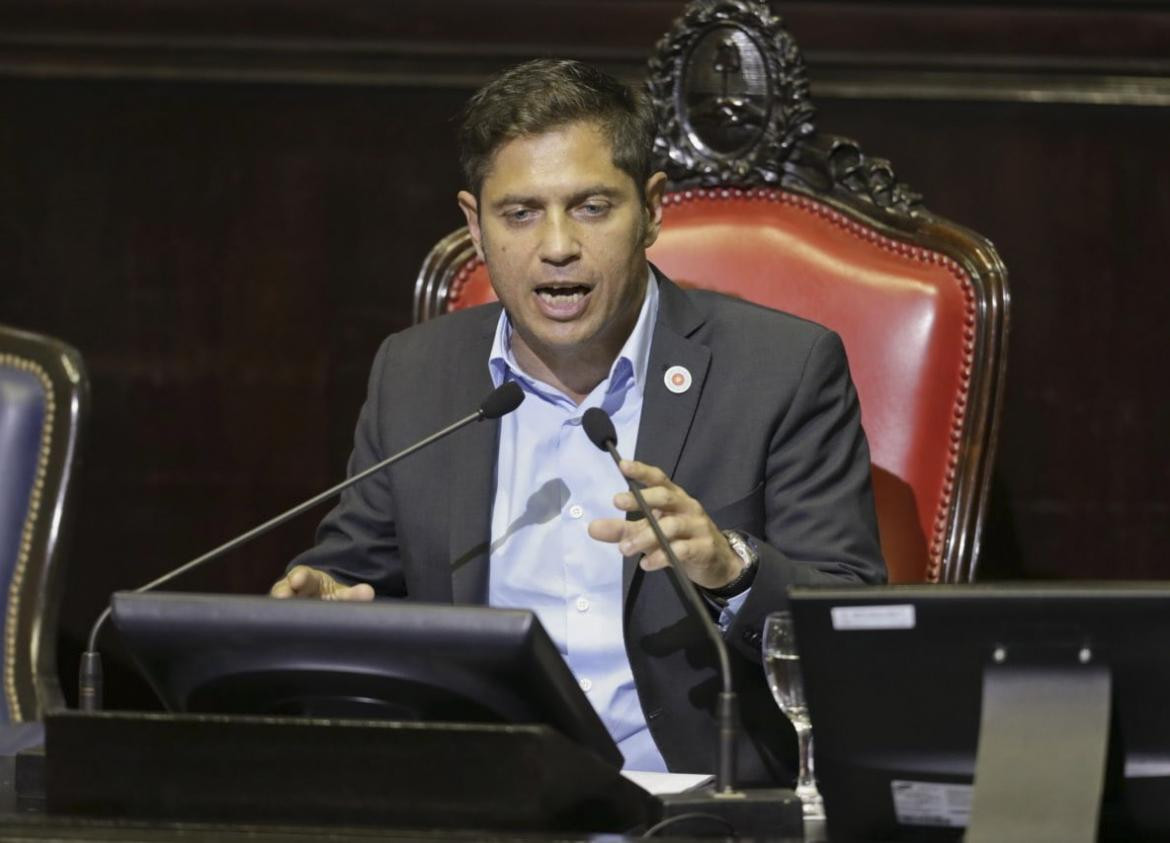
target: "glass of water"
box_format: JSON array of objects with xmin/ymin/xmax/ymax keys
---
[{"xmin": 763, "ymin": 610, "xmax": 825, "ymax": 820}]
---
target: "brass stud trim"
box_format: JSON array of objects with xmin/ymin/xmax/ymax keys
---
[{"xmin": 0, "ymin": 353, "xmax": 55, "ymax": 721}]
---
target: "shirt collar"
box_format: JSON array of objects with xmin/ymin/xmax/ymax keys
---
[{"xmin": 488, "ymin": 266, "xmax": 659, "ymax": 397}]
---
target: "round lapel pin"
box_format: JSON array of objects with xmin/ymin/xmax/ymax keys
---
[{"xmin": 664, "ymin": 365, "xmax": 692, "ymax": 394}]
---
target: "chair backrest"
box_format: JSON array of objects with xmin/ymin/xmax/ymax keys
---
[
  {"xmin": 0, "ymin": 323, "xmax": 89, "ymax": 721},
  {"xmin": 414, "ymin": 0, "xmax": 1008, "ymax": 583}
]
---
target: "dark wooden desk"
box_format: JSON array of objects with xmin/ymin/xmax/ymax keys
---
[{"xmin": 0, "ymin": 715, "xmax": 813, "ymax": 843}]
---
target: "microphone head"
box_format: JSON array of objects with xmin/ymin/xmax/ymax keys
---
[
  {"xmin": 582, "ymin": 408, "xmax": 617, "ymax": 451},
  {"xmin": 480, "ymin": 381, "xmax": 525, "ymax": 420}
]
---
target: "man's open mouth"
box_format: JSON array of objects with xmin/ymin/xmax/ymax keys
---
[{"xmin": 535, "ymin": 285, "xmax": 591, "ymax": 305}]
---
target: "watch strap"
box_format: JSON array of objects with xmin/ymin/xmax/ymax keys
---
[{"xmin": 702, "ymin": 530, "xmax": 759, "ymax": 599}]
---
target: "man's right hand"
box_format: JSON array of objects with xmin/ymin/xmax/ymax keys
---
[{"xmin": 269, "ymin": 565, "xmax": 376, "ymax": 601}]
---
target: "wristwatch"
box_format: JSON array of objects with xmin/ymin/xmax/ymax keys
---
[{"xmin": 702, "ymin": 530, "xmax": 759, "ymax": 600}]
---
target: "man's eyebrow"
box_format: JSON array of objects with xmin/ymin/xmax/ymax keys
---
[
  {"xmin": 489, "ymin": 185, "xmax": 625, "ymax": 210},
  {"xmin": 490, "ymin": 194, "xmax": 542, "ymax": 210},
  {"xmin": 567, "ymin": 186, "xmax": 625, "ymax": 204}
]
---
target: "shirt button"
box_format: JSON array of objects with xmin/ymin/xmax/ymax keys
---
[
  {"xmin": 575, "ymin": 596, "xmax": 590, "ymax": 613},
  {"xmin": 568, "ymin": 504, "xmax": 585, "ymax": 519},
  {"xmin": 579, "ymin": 678, "xmax": 593, "ymax": 693}
]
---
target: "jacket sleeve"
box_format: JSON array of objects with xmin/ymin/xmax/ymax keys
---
[
  {"xmin": 724, "ymin": 329, "xmax": 886, "ymax": 661},
  {"xmin": 284, "ymin": 335, "xmax": 407, "ymax": 596}
]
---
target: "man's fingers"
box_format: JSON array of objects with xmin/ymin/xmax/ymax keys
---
[
  {"xmin": 613, "ymin": 487, "xmax": 679, "ymax": 514},
  {"xmin": 599, "ymin": 462, "xmax": 738, "ymax": 588},
  {"xmin": 640, "ymin": 538, "xmax": 701, "ymax": 571},
  {"xmin": 641, "ymin": 549, "xmax": 669, "ymax": 571},
  {"xmin": 590, "ymin": 513, "xmax": 693, "ymax": 553},
  {"xmin": 613, "ymin": 491, "xmax": 638, "ymax": 512},
  {"xmin": 269, "ymin": 566, "xmax": 374, "ymax": 601},
  {"xmin": 326, "ymin": 582, "xmax": 376, "ymax": 602},
  {"xmin": 288, "ymin": 565, "xmax": 320, "ymax": 595},
  {"xmin": 348, "ymin": 583, "xmax": 376, "ymax": 601},
  {"xmin": 588, "ymin": 517, "xmax": 628, "ymax": 543},
  {"xmin": 619, "ymin": 514, "xmax": 687, "ymax": 556},
  {"xmin": 588, "ymin": 516, "xmax": 667, "ymax": 550},
  {"xmin": 270, "ymin": 565, "xmax": 320, "ymax": 599},
  {"xmin": 618, "ymin": 459, "xmax": 673, "ymax": 490},
  {"xmin": 612, "ymin": 467, "xmax": 701, "ymax": 519}
]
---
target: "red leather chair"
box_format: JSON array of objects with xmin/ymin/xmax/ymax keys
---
[{"xmin": 414, "ymin": 0, "xmax": 1008, "ymax": 583}]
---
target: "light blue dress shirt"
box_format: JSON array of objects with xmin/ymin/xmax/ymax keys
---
[{"xmin": 486, "ymin": 270, "xmax": 748, "ymax": 771}]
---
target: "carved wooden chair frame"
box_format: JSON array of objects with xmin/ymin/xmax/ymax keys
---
[{"xmin": 0, "ymin": 323, "xmax": 89, "ymax": 721}]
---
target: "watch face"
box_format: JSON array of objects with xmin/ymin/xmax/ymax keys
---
[{"xmin": 724, "ymin": 530, "xmax": 757, "ymax": 567}]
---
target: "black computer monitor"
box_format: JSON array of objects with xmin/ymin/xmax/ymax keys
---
[
  {"xmin": 111, "ymin": 591, "xmax": 622, "ymax": 768},
  {"xmin": 789, "ymin": 583, "xmax": 1170, "ymax": 842}
]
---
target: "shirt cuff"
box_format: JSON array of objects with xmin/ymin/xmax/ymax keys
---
[{"xmin": 716, "ymin": 585, "xmax": 753, "ymax": 631}]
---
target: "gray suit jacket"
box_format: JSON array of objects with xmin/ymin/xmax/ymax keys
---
[{"xmin": 291, "ymin": 272, "xmax": 885, "ymax": 785}]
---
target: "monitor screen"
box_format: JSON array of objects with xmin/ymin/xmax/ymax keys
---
[
  {"xmin": 111, "ymin": 591, "xmax": 622, "ymax": 769},
  {"xmin": 788, "ymin": 583, "xmax": 1170, "ymax": 842}
]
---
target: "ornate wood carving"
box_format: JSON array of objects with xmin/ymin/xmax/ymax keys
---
[{"xmin": 647, "ymin": 0, "xmax": 922, "ymax": 218}]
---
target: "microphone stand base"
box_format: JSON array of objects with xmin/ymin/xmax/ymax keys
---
[{"xmin": 655, "ymin": 787, "xmax": 804, "ymax": 840}]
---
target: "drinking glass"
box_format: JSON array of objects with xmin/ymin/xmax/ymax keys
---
[{"xmin": 763, "ymin": 610, "xmax": 825, "ymax": 820}]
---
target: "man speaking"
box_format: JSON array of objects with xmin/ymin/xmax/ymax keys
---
[{"xmin": 271, "ymin": 59, "xmax": 885, "ymax": 784}]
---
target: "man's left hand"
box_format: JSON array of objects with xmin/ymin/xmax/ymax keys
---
[{"xmin": 587, "ymin": 459, "xmax": 743, "ymax": 590}]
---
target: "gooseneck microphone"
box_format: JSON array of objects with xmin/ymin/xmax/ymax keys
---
[
  {"xmin": 581, "ymin": 407, "xmax": 737, "ymax": 793},
  {"xmin": 78, "ymin": 381, "xmax": 525, "ymax": 712},
  {"xmin": 582, "ymin": 408, "xmax": 800, "ymax": 837}
]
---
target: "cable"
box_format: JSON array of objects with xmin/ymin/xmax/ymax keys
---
[{"xmin": 641, "ymin": 811, "xmax": 737, "ymax": 838}]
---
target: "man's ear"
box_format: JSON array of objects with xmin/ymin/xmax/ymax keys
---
[
  {"xmin": 641, "ymin": 171, "xmax": 668, "ymax": 249},
  {"xmin": 457, "ymin": 190, "xmax": 485, "ymax": 261}
]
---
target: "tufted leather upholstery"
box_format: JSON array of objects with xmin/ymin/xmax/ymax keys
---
[
  {"xmin": 0, "ymin": 324, "xmax": 88, "ymax": 721},
  {"xmin": 650, "ymin": 190, "xmax": 978, "ymax": 584}
]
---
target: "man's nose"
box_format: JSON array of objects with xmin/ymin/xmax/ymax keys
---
[{"xmin": 539, "ymin": 212, "xmax": 581, "ymax": 265}]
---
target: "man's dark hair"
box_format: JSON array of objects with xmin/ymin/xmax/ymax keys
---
[{"xmin": 459, "ymin": 59, "xmax": 657, "ymax": 197}]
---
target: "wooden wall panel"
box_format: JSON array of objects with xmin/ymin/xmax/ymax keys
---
[
  {"xmin": 1, "ymin": 76, "xmax": 475, "ymax": 706},
  {"xmin": 1, "ymin": 0, "xmax": 1168, "ymax": 707}
]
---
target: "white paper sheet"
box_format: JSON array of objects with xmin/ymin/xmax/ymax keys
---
[{"xmin": 621, "ymin": 770, "xmax": 714, "ymax": 795}]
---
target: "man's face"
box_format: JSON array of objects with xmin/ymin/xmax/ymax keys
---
[{"xmin": 458, "ymin": 121, "xmax": 665, "ymax": 375}]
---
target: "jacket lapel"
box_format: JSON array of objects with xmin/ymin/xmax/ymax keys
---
[
  {"xmin": 449, "ymin": 310, "xmax": 501, "ymax": 605},
  {"xmin": 439, "ymin": 277, "xmax": 711, "ymax": 605},
  {"xmin": 626, "ymin": 274, "xmax": 711, "ymax": 598}
]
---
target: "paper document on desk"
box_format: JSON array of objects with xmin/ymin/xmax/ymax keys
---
[{"xmin": 621, "ymin": 770, "xmax": 714, "ymax": 795}]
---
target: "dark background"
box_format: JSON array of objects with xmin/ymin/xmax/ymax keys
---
[{"xmin": 2, "ymin": 1, "xmax": 1168, "ymax": 708}]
